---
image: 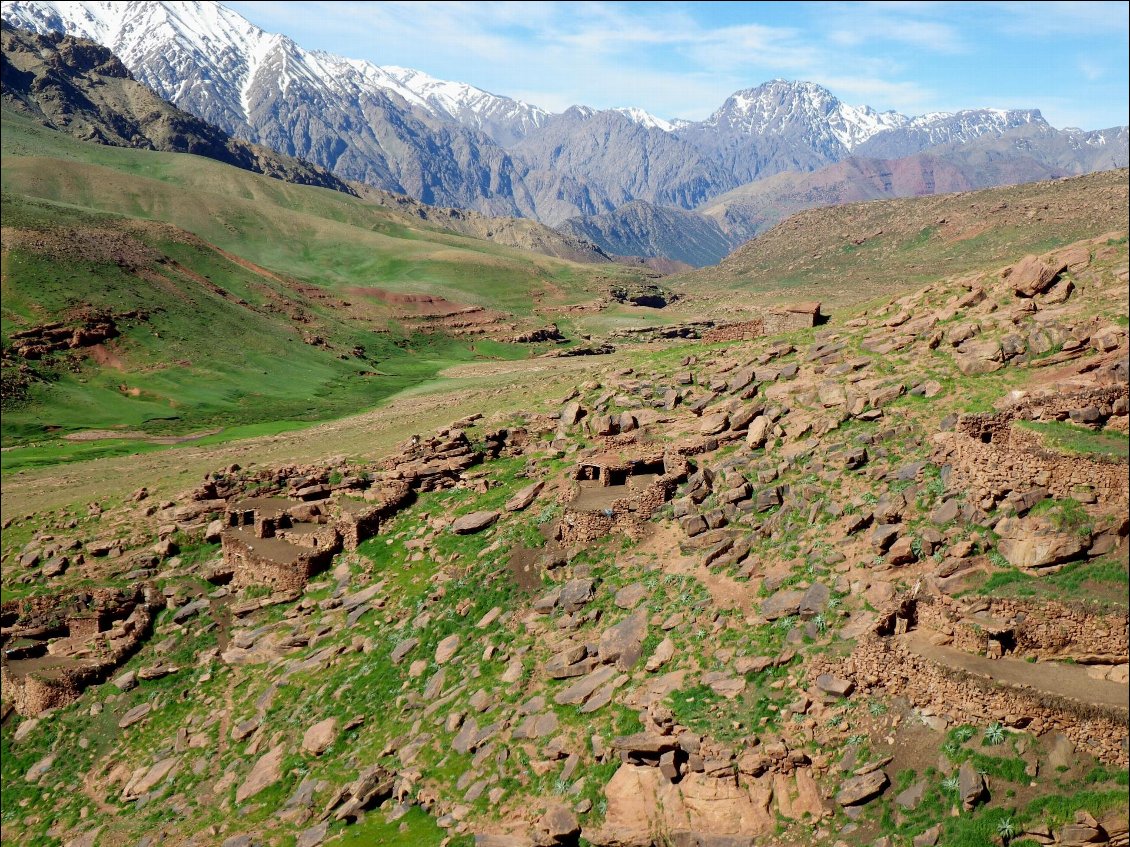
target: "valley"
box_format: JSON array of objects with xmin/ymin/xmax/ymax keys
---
[{"xmin": 1, "ymin": 4, "xmax": 1128, "ymax": 847}]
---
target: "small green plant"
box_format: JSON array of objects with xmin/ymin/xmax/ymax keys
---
[
  {"xmin": 941, "ymin": 774, "xmax": 960, "ymax": 792},
  {"xmin": 984, "ymin": 722, "xmax": 1007, "ymax": 746},
  {"xmin": 997, "ymin": 817, "xmax": 1016, "ymax": 841},
  {"xmin": 868, "ymin": 700, "xmax": 888, "ymax": 716}
]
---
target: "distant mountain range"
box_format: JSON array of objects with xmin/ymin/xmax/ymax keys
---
[{"xmin": 4, "ymin": 0, "xmax": 1126, "ymax": 266}]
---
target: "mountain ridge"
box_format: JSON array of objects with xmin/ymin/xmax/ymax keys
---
[{"xmin": 4, "ymin": 0, "xmax": 1126, "ymax": 262}]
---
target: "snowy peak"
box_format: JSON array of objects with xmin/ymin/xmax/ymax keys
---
[
  {"xmin": 611, "ymin": 106, "xmax": 677, "ymax": 133},
  {"xmin": 702, "ymin": 78, "xmax": 1047, "ymax": 153},
  {"xmin": 380, "ymin": 65, "xmax": 550, "ymax": 145}
]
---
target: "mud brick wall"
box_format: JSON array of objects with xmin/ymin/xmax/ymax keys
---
[{"xmin": 819, "ymin": 636, "xmax": 1128, "ymax": 766}]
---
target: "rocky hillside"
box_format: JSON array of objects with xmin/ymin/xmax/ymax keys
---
[
  {"xmin": 557, "ymin": 201, "xmax": 738, "ymax": 268},
  {"xmin": 1, "ymin": 23, "xmax": 354, "ymax": 194},
  {"xmin": 2, "ymin": 173, "xmax": 1127, "ymax": 847},
  {"xmin": 679, "ymin": 169, "xmax": 1130, "ymax": 306}
]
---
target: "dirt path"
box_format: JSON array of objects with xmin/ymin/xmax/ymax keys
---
[
  {"xmin": 1, "ymin": 354, "xmax": 624, "ymax": 522},
  {"xmin": 901, "ymin": 628, "xmax": 1129, "ymax": 710}
]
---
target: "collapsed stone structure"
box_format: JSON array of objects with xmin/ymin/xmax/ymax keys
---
[
  {"xmin": 558, "ymin": 444, "xmax": 690, "ymax": 544},
  {"xmin": 818, "ymin": 593, "xmax": 1130, "ymax": 766},
  {"xmin": 608, "ymin": 302, "xmax": 825, "ymax": 345},
  {"xmin": 701, "ymin": 303, "xmax": 825, "ymax": 343},
  {"xmin": 216, "ymin": 428, "xmax": 482, "ymax": 590},
  {"xmin": 903, "ymin": 594, "xmax": 1130, "ymax": 663},
  {"xmin": 937, "ymin": 385, "xmax": 1129, "ymax": 511},
  {"xmin": 0, "ymin": 583, "xmax": 161, "ymax": 716}
]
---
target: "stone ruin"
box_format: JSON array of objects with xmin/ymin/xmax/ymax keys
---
[
  {"xmin": 937, "ymin": 384, "xmax": 1129, "ymax": 511},
  {"xmin": 701, "ymin": 302, "xmax": 826, "ymax": 344},
  {"xmin": 1, "ymin": 583, "xmax": 162, "ymax": 716},
  {"xmin": 609, "ymin": 301, "xmax": 826, "ymax": 345},
  {"xmin": 816, "ymin": 592, "xmax": 1130, "ymax": 766},
  {"xmin": 215, "ymin": 427, "xmax": 487, "ymax": 591},
  {"xmin": 558, "ymin": 444, "xmax": 690, "ymax": 544},
  {"xmin": 218, "ymin": 497, "xmax": 342, "ymax": 593}
]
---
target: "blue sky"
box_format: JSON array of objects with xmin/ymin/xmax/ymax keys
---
[{"xmin": 227, "ymin": 1, "xmax": 1129, "ymax": 129}]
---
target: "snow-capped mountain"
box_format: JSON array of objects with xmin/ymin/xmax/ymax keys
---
[
  {"xmin": 0, "ymin": 0, "xmax": 545, "ymax": 215},
  {"xmin": 610, "ymin": 106, "xmax": 677, "ymax": 133},
  {"xmin": 2, "ymin": 0, "xmax": 1123, "ymax": 237},
  {"xmin": 380, "ymin": 66, "xmax": 549, "ymax": 146},
  {"xmin": 700, "ymin": 79, "xmax": 1047, "ymax": 155}
]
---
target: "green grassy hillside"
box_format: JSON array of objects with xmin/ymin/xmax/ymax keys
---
[
  {"xmin": 1, "ymin": 114, "xmax": 641, "ymax": 315},
  {"xmin": 0, "ymin": 113, "xmax": 649, "ymax": 457}
]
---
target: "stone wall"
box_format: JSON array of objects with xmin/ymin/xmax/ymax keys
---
[
  {"xmin": 699, "ymin": 305, "xmax": 822, "ymax": 344},
  {"xmin": 913, "ymin": 595, "xmax": 1129, "ymax": 660},
  {"xmin": 222, "ymin": 531, "xmax": 337, "ymax": 592},
  {"xmin": 1, "ymin": 583, "xmax": 161, "ymax": 717},
  {"xmin": 940, "ymin": 387, "xmax": 1129, "ymax": 509},
  {"xmin": 702, "ymin": 320, "xmax": 766, "ymax": 344},
  {"xmin": 818, "ymin": 635, "xmax": 1128, "ymax": 766},
  {"xmin": 559, "ymin": 454, "xmax": 689, "ymax": 545}
]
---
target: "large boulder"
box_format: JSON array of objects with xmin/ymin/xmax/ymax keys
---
[
  {"xmin": 451, "ymin": 511, "xmax": 500, "ymax": 534},
  {"xmin": 958, "ymin": 760, "xmax": 986, "ymax": 811},
  {"xmin": 598, "ymin": 609, "xmax": 648, "ymax": 670},
  {"xmin": 996, "ymin": 515, "xmax": 1089, "ymax": 570},
  {"xmin": 1008, "ymin": 255, "xmax": 1066, "ymax": 297},
  {"xmin": 302, "ymin": 718, "xmax": 337, "ymax": 755},
  {"xmin": 535, "ymin": 803, "xmax": 580, "ymax": 845}
]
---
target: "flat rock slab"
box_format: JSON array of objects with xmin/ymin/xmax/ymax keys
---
[
  {"xmin": 614, "ymin": 582, "xmax": 649, "ymax": 610},
  {"xmin": 236, "ymin": 745, "xmax": 286, "ymax": 804},
  {"xmin": 835, "ymin": 770, "xmax": 889, "ymax": 806},
  {"xmin": 435, "ymin": 634, "xmax": 461, "ymax": 664},
  {"xmin": 118, "ymin": 702, "xmax": 152, "ymax": 729},
  {"xmin": 450, "ymin": 511, "xmax": 500, "ymax": 534},
  {"xmin": 505, "ymin": 481, "xmax": 544, "ymax": 512},
  {"xmin": 555, "ymin": 665, "xmax": 618, "ymax": 706},
  {"xmin": 760, "ymin": 589, "xmax": 804, "ymax": 621}
]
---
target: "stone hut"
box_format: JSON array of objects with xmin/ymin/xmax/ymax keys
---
[
  {"xmin": 1, "ymin": 584, "xmax": 161, "ymax": 716},
  {"xmin": 560, "ymin": 447, "xmax": 690, "ymax": 544},
  {"xmin": 937, "ymin": 385, "xmax": 1129, "ymax": 510},
  {"xmin": 220, "ymin": 497, "xmax": 340, "ymax": 592}
]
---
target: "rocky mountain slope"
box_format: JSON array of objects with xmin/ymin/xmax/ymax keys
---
[
  {"xmin": 680, "ymin": 169, "xmax": 1130, "ymax": 305},
  {"xmin": 557, "ymin": 201, "xmax": 738, "ymax": 268},
  {"xmin": 0, "ymin": 23, "xmax": 355, "ymax": 193},
  {"xmin": 5, "ymin": 0, "xmax": 1126, "ymax": 245},
  {"xmin": 698, "ymin": 122, "xmax": 1128, "ymax": 247},
  {"xmin": 2, "ymin": 183, "xmax": 1127, "ymax": 847}
]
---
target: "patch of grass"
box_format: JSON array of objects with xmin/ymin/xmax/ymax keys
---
[
  {"xmin": 1017, "ymin": 420, "xmax": 1129, "ymax": 461},
  {"xmin": 1027, "ymin": 497, "xmax": 1093, "ymax": 538}
]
